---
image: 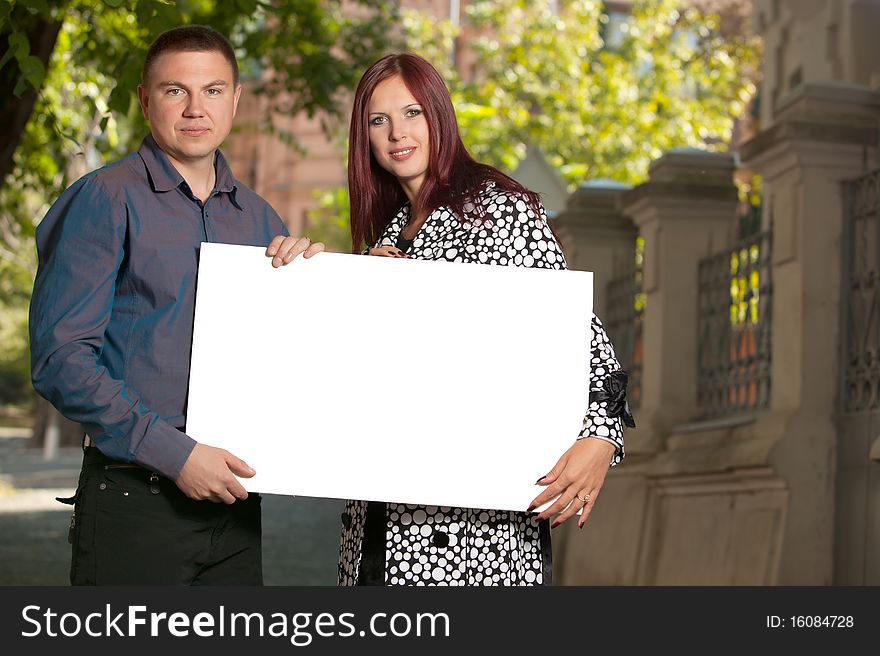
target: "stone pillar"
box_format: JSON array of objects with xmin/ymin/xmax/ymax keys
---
[
  {"xmin": 620, "ymin": 149, "xmax": 739, "ymax": 453},
  {"xmin": 554, "ymin": 155, "xmax": 738, "ymax": 585},
  {"xmin": 552, "ymin": 181, "xmax": 636, "ymax": 320},
  {"xmin": 740, "ymin": 82, "xmax": 880, "ymax": 584},
  {"xmin": 551, "ymin": 181, "xmax": 641, "ymax": 585}
]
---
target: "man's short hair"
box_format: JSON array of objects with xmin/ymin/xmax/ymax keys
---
[{"xmin": 142, "ymin": 25, "xmax": 240, "ymax": 86}]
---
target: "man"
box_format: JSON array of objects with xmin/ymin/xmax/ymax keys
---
[{"xmin": 29, "ymin": 25, "xmax": 320, "ymax": 585}]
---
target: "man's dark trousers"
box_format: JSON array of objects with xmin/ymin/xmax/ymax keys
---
[{"xmin": 67, "ymin": 446, "xmax": 262, "ymax": 585}]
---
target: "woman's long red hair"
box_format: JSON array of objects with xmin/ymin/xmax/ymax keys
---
[{"xmin": 348, "ymin": 53, "xmax": 540, "ymax": 252}]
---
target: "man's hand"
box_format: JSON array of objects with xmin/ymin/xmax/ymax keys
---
[
  {"xmin": 266, "ymin": 235, "xmax": 325, "ymax": 267},
  {"xmin": 175, "ymin": 443, "xmax": 255, "ymax": 504}
]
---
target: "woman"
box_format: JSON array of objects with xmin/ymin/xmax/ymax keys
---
[{"xmin": 339, "ymin": 53, "xmax": 634, "ymax": 586}]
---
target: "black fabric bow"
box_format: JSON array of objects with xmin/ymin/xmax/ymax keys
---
[{"xmin": 590, "ymin": 370, "xmax": 636, "ymax": 428}]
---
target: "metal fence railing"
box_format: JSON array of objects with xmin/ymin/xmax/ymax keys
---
[
  {"xmin": 604, "ymin": 239, "xmax": 644, "ymax": 411},
  {"xmin": 842, "ymin": 168, "xmax": 880, "ymax": 413},
  {"xmin": 697, "ymin": 225, "xmax": 773, "ymax": 418}
]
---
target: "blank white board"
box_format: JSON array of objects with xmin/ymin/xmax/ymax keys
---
[{"xmin": 185, "ymin": 243, "xmax": 593, "ymax": 511}]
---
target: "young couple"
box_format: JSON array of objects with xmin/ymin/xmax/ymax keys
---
[{"xmin": 30, "ymin": 25, "xmax": 633, "ymax": 587}]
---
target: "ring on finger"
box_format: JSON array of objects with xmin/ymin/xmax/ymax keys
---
[{"xmin": 575, "ymin": 492, "xmax": 590, "ymax": 504}]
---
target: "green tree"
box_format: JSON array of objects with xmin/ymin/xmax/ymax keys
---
[
  {"xmin": 306, "ymin": 185, "xmax": 352, "ymax": 254},
  {"xmin": 411, "ymin": 0, "xmax": 759, "ymax": 185},
  {"xmin": 0, "ymin": 0, "xmax": 399, "ymax": 410},
  {"xmin": 312, "ymin": 0, "xmax": 759, "ymax": 251},
  {"xmin": 0, "ymin": 0, "xmax": 399, "ymax": 189}
]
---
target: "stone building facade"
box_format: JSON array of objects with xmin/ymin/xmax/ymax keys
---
[{"xmin": 554, "ymin": 0, "xmax": 880, "ymax": 585}]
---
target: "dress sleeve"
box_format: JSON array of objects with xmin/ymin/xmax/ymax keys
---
[
  {"xmin": 485, "ymin": 189, "xmax": 630, "ymax": 466},
  {"xmin": 580, "ymin": 316, "xmax": 628, "ymax": 466}
]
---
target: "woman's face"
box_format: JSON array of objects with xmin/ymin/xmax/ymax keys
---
[{"xmin": 367, "ymin": 75, "xmax": 430, "ymax": 201}]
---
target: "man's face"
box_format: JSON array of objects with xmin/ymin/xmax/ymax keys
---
[{"xmin": 137, "ymin": 50, "xmax": 241, "ymax": 170}]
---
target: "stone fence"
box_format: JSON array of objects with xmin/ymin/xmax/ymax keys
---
[{"xmin": 551, "ymin": 82, "xmax": 880, "ymax": 585}]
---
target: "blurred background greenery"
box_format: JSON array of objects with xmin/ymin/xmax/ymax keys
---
[{"xmin": 0, "ymin": 0, "xmax": 758, "ymax": 432}]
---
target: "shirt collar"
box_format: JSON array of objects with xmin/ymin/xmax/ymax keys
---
[
  {"xmin": 138, "ymin": 134, "xmax": 241, "ymax": 208},
  {"xmin": 213, "ymin": 149, "xmax": 238, "ymax": 195}
]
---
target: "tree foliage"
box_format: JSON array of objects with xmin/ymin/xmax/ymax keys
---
[
  {"xmin": 310, "ymin": 0, "xmax": 759, "ymax": 251},
  {"xmin": 407, "ymin": 0, "xmax": 760, "ymax": 186},
  {"xmin": 0, "ymin": 0, "xmax": 760, "ymax": 404},
  {"xmin": 0, "ymin": 0, "xmax": 399, "ymax": 405},
  {"xmin": 0, "ymin": 0, "xmax": 399, "ymax": 190}
]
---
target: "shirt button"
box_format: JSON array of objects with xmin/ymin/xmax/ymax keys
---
[
  {"xmin": 341, "ymin": 512, "xmax": 352, "ymax": 530},
  {"xmin": 432, "ymin": 531, "xmax": 449, "ymax": 548},
  {"xmin": 98, "ymin": 483, "xmax": 106, "ymax": 491}
]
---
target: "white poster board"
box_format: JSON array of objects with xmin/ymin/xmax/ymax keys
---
[{"xmin": 185, "ymin": 243, "xmax": 593, "ymax": 511}]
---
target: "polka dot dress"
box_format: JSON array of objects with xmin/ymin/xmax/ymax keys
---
[{"xmin": 338, "ymin": 187, "xmax": 626, "ymax": 586}]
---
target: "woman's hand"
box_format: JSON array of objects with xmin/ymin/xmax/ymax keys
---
[
  {"xmin": 266, "ymin": 235, "xmax": 325, "ymax": 267},
  {"xmin": 528, "ymin": 437, "xmax": 617, "ymax": 529},
  {"xmin": 368, "ymin": 246, "xmax": 408, "ymax": 258}
]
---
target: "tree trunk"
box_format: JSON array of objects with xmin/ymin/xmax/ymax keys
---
[
  {"xmin": 30, "ymin": 395, "xmax": 85, "ymax": 449},
  {"xmin": 0, "ymin": 4, "xmax": 66, "ymax": 189}
]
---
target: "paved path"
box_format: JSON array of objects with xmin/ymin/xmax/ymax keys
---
[{"xmin": 0, "ymin": 430, "xmax": 344, "ymax": 585}]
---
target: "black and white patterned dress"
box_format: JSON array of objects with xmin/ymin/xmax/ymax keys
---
[{"xmin": 338, "ymin": 186, "xmax": 628, "ymax": 586}]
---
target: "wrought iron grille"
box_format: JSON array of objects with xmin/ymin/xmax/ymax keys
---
[
  {"xmin": 604, "ymin": 238, "xmax": 644, "ymax": 411},
  {"xmin": 842, "ymin": 169, "xmax": 880, "ymax": 413},
  {"xmin": 697, "ymin": 226, "xmax": 772, "ymax": 418}
]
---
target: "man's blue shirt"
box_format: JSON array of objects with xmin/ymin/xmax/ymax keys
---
[{"xmin": 29, "ymin": 134, "xmax": 288, "ymax": 479}]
